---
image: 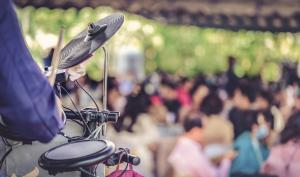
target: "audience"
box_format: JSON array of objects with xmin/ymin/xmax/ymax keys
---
[
  {"xmin": 229, "ymin": 81, "xmax": 255, "ymax": 139},
  {"xmin": 61, "ymin": 56, "xmax": 300, "ymax": 177},
  {"xmin": 230, "ymin": 112, "xmax": 271, "ymax": 177},
  {"xmin": 200, "ymin": 92, "xmax": 233, "ymax": 145},
  {"xmin": 262, "ymin": 111, "xmax": 300, "ymax": 177},
  {"xmin": 168, "ymin": 116, "xmax": 234, "ymax": 177},
  {"xmin": 159, "ymin": 78, "xmax": 182, "ymax": 123}
]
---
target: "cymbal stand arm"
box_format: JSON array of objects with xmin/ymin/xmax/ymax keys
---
[
  {"xmin": 101, "ymin": 47, "xmax": 109, "ymax": 138},
  {"xmin": 102, "ymin": 47, "xmax": 108, "ymax": 111}
]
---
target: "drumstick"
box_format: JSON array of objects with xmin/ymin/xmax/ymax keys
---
[
  {"xmin": 23, "ymin": 167, "xmax": 39, "ymax": 177},
  {"xmin": 48, "ymin": 28, "xmax": 65, "ymax": 86}
]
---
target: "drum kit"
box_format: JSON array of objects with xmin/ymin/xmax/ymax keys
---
[{"xmin": 0, "ymin": 13, "xmax": 141, "ymax": 177}]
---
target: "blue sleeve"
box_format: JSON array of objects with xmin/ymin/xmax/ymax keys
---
[
  {"xmin": 261, "ymin": 144, "xmax": 270, "ymax": 161},
  {"xmin": 0, "ymin": 0, "xmax": 63, "ymax": 143}
]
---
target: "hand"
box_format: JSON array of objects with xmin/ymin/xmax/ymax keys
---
[
  {"xmin": 223, "ymin": 150, "xmax": 238, "ymax": 160},
  {"xmin": 68, "ymin": 64, "xmax": 86, "ymax": 81}
]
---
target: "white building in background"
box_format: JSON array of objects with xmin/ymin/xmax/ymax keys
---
[
  {"xmin": 116, "ymin": 46, "xmax": 145, "ymax": 81},
  {"xmin": 116, "ymin": 46, "xmax": 145, "ymax": 95}
]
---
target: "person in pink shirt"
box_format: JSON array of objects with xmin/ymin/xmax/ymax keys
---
[
  {"xmin": 176, "ymin": 77, "xmax": 193, "ymax": 107},
  {"xmin": 262, "ymin": 110, "xmax": 300, "ymax": 177},
  {"xmin": 168, "ymin": 117, "xmax": 235, "ymax": 177}
]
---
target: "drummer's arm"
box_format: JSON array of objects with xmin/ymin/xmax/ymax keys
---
[{"xmin": 0, "ymin": 0, "xmax": 64, "ymax": 143}]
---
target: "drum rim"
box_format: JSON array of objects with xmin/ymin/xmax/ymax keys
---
[
  {"xmin": 38, "ymin": 139, "xmax": 115, "ymax": 172},
  {"xmin": 44, "ymin": 139, "xmax": 108, "ymax": 161}
]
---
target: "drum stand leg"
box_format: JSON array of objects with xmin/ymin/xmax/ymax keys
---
[
  {"xmin": 101, "ymin": 47, "xmax": 109, "ymax": 137},
  {"xmin": 81, "ymin": 47, "xmax": 110, "ymax": 177},
  {"xmin": 80, "ymin": 166, "xmax": 97, "ymax": 177},
  {"xmin": 102, "ymin": 47, "xmax": 109, "ymax": 177}
]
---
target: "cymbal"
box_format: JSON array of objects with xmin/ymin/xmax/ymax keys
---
[{"xmin": 58, "ymin": 13, "xmax": 124, "ymax": 69}]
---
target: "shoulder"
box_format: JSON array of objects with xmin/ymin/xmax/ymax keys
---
[
  {"xmin": 169, "ymin": 138, "xmax": 202, "ymax": 159},
  {"xmin": 269, "ymin": 143, "xmax": 293, "ymax": 157},
  {"xmin": 234, "ymin": 132, "xmax": 251, "ymax": 146},
  {"xmin": 236, "ymin": 132, "xmax": 251, "ymax": 141}
]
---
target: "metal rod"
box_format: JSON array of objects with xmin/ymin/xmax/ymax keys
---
[
  {"xmin": 102, "ymin": 47, "xmax": 108, "ymax": 111},
  {"xmin": 101, "ymin": 47, "xmax": 109, "ymax": 140},
  {"xmin": 101, "ymin": 47, "xmax": 109, "ymax": 177}
]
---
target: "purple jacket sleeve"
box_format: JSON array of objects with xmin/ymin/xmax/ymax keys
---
[{"xmin": 0, "ymin": 0, "xmax": 64, "ymax": 143}]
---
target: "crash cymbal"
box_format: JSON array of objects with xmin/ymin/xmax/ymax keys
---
[{"xmin": 58, "ymin": 13, "xmax": 124, "ymax": 69}]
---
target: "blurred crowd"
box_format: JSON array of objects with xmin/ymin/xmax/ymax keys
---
[{"xmin": 61, "ymin": 56, "xmax": 300, "ymax": 177}]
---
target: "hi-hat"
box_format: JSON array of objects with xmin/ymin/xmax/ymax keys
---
[{"xmin": 58, "ymin": 13, "xmax": 124, "ymax": 69}]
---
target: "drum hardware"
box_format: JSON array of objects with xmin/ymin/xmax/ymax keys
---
[
  {"xmin": 63, "ymin": 109, "xmax": 119, "ymax": 124},
  {"xmin": 0, "ymin": 142, "xmax": 12, "ymax": 169},
  {"xmin": 74, "ymin": 80, "xmax": 99, "ymax": 111},
  {"xmin": 40, "ymin": 13, "xmax": 141, "ymax": 177},
  {"xmin": 0, "ymin": 13, "xmax": 141, "ymax": 177},
  {"xmin": 104, "ymin": 148, "xmax": 141, "ymax": 167},
  {"xmin": 61, "ymin": 108, "xmax": 119, "ymax": 139},
  {"xmin": 58, "ymin": 13, "xmax": 124, "ymax": 70},
  {"xmin": 38, "ymin": 140, "xmax": 115, "ymax": 176},
  {"xmin": 76, "ymin": 148, "xmax": 141, "ymax": 177},
  {"xmin": 58, "ymin": 84, "xmax": 95, "ymax": 136},
  {"xmin": 44, "ymin": 68, "xmax": 68, "ymax": 84},
  {"xmin": 84, "ymin": 23, "xmax": 107, "ymax": 42}
]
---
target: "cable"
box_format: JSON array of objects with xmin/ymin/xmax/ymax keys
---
[
  {"xmin": 61, "ymin": 86, "xmax": 92, "ymax": 134},
  {"xmin": 87, "ymin": 124, "xmax": 105, "ymax": 140},
  {"xmin": 117, "ymin": 148, "xmax": 129, "ymax": 177},
  {"xmin": 1, "ymin": 137, "xmax": 11, "ymax": 147},
  {"xmin": 60, "ymin": 86, "xmax": 92, "ymax": 134},
  {"xmin": 75, "ymin": 80, "xmax": 99, "ymax": 111},
  {"xmin": 0, "ymin": 147, "xmax": 12, "ymax": 169},
  {"xmin": 94, "ymin": 164, "xmax": 99, "ymax": 175},
  {"xmin": 62, "ymin": 105, "xmax": 88, "ymax": 139},
  {"xmin": 79, "ymin": 167, "xmax": 99, "ymax": 177},
  {"xmin": 62, "ymin": 106, "xmax": 84, "ymax": 127},
  {"xmin": 116, "ymin": 162, "xmax": 128, "ymax": 177},
  {"xmin": 58, "ymin": 132, "xmax": 83, "ymax": 141},
  {"xmin": 1, "ymin": 137, "xmax": 18, "ymax": 147},
  {"xmin": 79, "ymin": 148, "xmax": 130, "ymax": 177}
]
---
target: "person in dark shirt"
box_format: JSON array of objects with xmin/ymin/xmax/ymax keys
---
[
  {"xmin": 225, "ymin": 56, "xmax": 238, "ymax": 98},
  {"xmin": 159, "ymin": 78, "xmax": 181, "ymax": 123},
  {"xmin": 253, "ymin": 89, "xmax": 275, "ymax": 130},
  {"xmin": 229, "ymin": 80, "xmax": 257, "ymax": 139},
  {"xmin": 0, "ymin": 0, "xmax": 63, "ymax": 143}
]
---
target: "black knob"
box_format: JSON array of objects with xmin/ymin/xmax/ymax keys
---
[{"xmin": 88, "ymin": 23, "xmax": 96, "ymax": 29}]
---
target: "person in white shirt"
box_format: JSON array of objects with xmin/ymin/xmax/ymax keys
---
[{"xmin": 168, "ymin": 117, "xmax": 235, "ymax": 177}]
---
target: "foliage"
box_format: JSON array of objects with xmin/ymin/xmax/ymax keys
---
[{"xmin": 17, "ymin": 7, "xmax": 300, "ymax": 81}]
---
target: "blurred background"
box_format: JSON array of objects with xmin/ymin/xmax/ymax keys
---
[
  {"xmin": 13, "ymin": 0, "xmax": 300, "ymax": 177},
  {"xmin": 15, "ymin": 1, "xmax": 300, "ymax": 81}
]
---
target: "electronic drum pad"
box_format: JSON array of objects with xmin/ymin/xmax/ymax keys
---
[
  {"xmin": 58, "ymin": 13, "xmax": 124, "ymax": 69},
  {"xmin": 39, "ymin": 140, "xmax": 115, "ymax": 174}
]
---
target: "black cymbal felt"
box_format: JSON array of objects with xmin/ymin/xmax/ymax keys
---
[{"xmin": 58, "ymin": 13, "xmax": 124, "ymax": 69}]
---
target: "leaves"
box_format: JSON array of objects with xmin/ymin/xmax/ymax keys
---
[{"xmin": 17, "ymin": 7, "xmax": 300, "ymax": 81}]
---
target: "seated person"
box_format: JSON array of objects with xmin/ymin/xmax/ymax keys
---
[
  {"xmin": 159, "ymin": 79, "xmax": 182, "ymax": 123},
  {"xmin": 200, "ymin": 91, "xmax": 234, "ymax": 145},
  {"xmin": 168, "ymin": 116, "xmax": 234, "ymax": 177},
  {"xmin": 262, "ymin": 110, "xmax": 300, "ymax": 177},
  {"xmin": 230, "ymin": 112, "xmax": 271, "ymax": 177},
  {"xmin": 229, "ymin": 80, "xmax": 256, "ymax": 139}
]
